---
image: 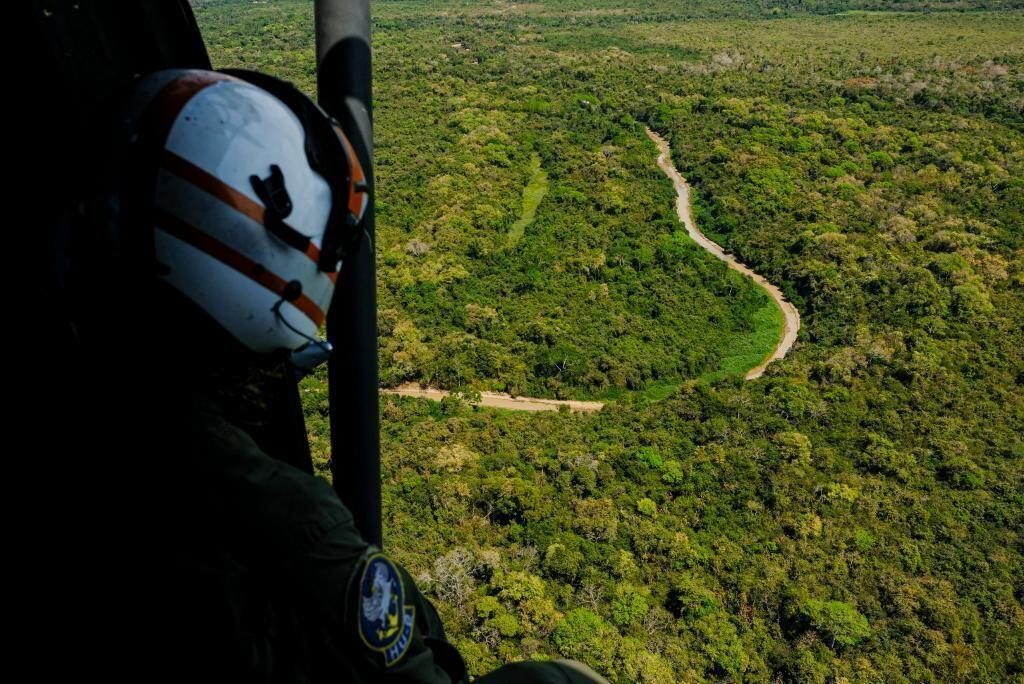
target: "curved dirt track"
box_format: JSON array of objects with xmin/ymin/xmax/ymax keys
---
[
  {"xmin": 382, "ymin": 384, "xmax": 604, "ymax": 413},
  {"xmin": 645, "ymin": 128, "xmax": 800, "ymax": 380}
]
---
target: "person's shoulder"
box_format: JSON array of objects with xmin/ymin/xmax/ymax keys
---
[{"xmin": 179, "ymin": 395, "xmax": 354, "ymax": 549}]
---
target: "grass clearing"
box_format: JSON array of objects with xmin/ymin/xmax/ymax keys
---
[
  {"xmin": 507, "ymin": 154, "xmax": 549, "ymax": 246},
  {"xmin": 701, "ymin": 295, "xmax": 784, "ymax": 383}
]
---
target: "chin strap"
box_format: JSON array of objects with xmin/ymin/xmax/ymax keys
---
[{"xmin": 271, "ymin": 288, "xmax": 334, "ymax": 377}]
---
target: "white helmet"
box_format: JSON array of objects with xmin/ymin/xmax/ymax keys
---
[{"xmin": 109, "ymin": 69, "xmax": 368, "ymax": 356}]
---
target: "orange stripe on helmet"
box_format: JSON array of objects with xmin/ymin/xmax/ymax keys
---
[
  {"xmin": 154, "ymin": 208, "xmax": 326, "ymax": 327},
  {"xmin": 161, "ymin": 150, "xmax": 338, "ymax": 284},
  {"xmin": 148, "ymin": 71, "xmax": 240, "ymax": 144},
  {"xmin": 334, "ymin": 125, "xmax": 370, "ymax": 220}
]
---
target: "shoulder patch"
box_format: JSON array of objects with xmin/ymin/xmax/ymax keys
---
[{"xmin": 358, "ymin": 553, "xmax": 415, "ymax": 667}]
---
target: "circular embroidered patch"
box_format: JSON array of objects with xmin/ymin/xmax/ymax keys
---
[{"xmin": 358, "ymin": 553, "xmax": 415, "ymax": 667}]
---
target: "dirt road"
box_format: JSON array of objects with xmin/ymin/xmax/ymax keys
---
[
  {"xmin": 382, "ymin": 384, "xmax": 604, "ymax": 412},
  {"xmin": 646, "ymin": 127, "xmax": 800, "ymax": 380}
]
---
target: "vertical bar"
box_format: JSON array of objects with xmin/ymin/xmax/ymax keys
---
[{"xmin": 315, "ymin": 0, "xmax": 382, "ymax": 547}]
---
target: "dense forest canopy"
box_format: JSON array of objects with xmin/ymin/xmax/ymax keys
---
[{"xmin": 196, "ymin": 1, "xmax": 1022, "ymax": 681}]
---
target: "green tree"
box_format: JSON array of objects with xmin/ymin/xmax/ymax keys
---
[{"xmin": 802, "ymin": 599, "xmax": 871, "ymax": 649}]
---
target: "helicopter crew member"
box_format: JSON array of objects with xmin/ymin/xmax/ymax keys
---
[{"xmin": 65, "ymin": 68, "xmax": 606, "ymax": 684}]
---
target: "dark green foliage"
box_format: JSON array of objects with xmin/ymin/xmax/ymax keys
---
[{"xmin": 198, "ymin": 1, "xmax": 1024, "ymax": 682}]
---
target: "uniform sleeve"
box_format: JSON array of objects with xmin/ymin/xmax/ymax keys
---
[
  {"xmin": 191, "ymin": 408, "xmax": 466, "ymax": 683},
  {"xmin": 296, "ymin": 528, "xmax": 467, "ymax": 683}
]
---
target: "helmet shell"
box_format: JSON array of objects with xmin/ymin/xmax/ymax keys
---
[{"xmin": 130, "ymin": 70, "xmax": 345, "ymax": 354}]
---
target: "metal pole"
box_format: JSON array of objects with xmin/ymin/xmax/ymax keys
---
[{"xmin": 315, "ymin": 0, "xmax": 382, "ymax": 547}]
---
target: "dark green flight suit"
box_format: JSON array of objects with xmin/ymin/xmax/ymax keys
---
[{"xmin": 138, "ymin": 370, "xmax": 605, "ymax": 684}]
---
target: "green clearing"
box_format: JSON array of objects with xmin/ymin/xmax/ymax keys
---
[
  {"xmin": 507, "ymin": 155, "xmax": 549, "ymax": 246},
  {"xmin": 702, "ymin": 294, "xmax": 784, "ymax": 381}
]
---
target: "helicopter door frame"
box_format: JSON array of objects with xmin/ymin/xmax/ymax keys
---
[{"xmin": 316, "ymin": 0, "xmax": 383, "ymax": 548}]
